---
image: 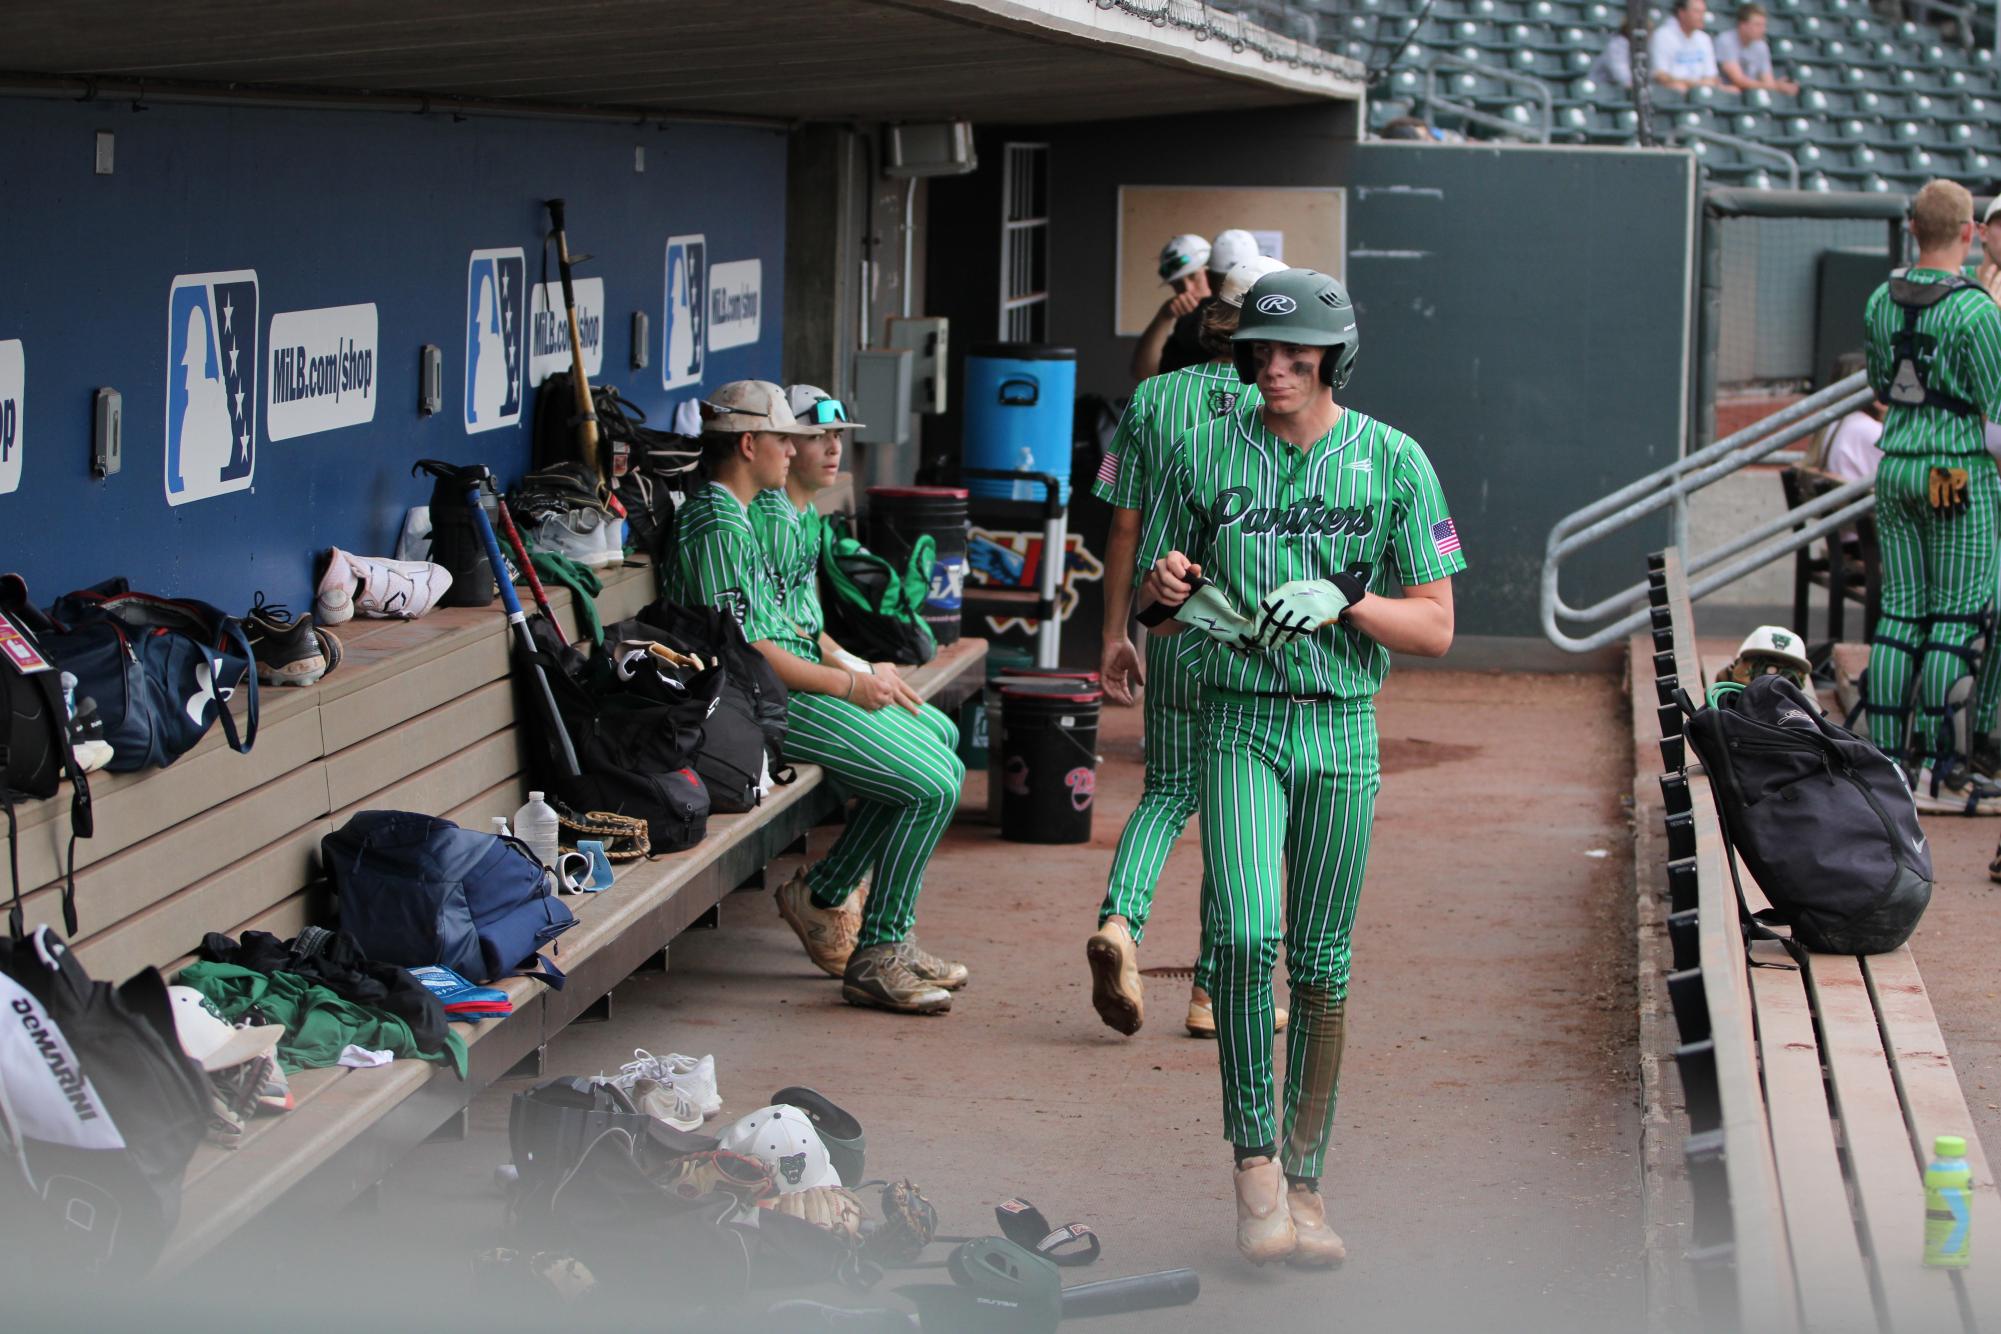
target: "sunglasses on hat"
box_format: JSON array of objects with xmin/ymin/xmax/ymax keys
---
[{"xmin": 804, "ymin": 397, "xmax": 850, "ymax": 426}]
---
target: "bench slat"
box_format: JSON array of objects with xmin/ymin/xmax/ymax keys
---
[
  {"xmin": 1866, "ymin": 947, "xmax": 2001, "ymax": 1322},
  {"xmin": 1746, "ymin": 938, "xmax": 1880, "ymax": 1333},
  {"xmin": 1691, "ymin": 787, "xmax": 1803, "ymax": 1332},
  {"xmin": 1807, "ymin": 952, "xmax": 1967, "ymax": 1333}
]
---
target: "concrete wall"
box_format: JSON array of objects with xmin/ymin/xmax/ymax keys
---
[
  {"xmin": 0, "ymin": 98, "xmax": 788, "ymax": 615},
  {"xmin": 926, "ymin": 111, "xmax": 1696, "ymax": 647}
]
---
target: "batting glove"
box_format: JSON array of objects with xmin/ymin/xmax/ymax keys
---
[
  {"xmin": 1251, "ymin": 573, "xmax": 1366, "ymax": 650},
  {"xmin": 1173, "ymin": 579, "xmax": 1260, "ymax": 651}
]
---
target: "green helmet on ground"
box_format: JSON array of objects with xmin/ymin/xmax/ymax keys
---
[{"xmin": 1230, "ymin": 267, "xmax": 1360, "ymax": 391}]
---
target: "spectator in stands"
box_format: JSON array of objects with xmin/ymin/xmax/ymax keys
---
[
  {"xmin": 1649, "ymin": 0, "xmax": 1724, "ymax": 91},
  {"xmin": 1588, "ymin": 18, "xmax": 1635, "ymax": 88},
  {"xmin": 1716, "ymin": 3, "xmax": 1799, "ymax": 94},
  {"xmin": 1382, "ymin": 115, "xmax": 1442, "ymax": 141},
  {"xmin": 1819, "ymin": 351, "xmax": 1886, "ymax": 483}
]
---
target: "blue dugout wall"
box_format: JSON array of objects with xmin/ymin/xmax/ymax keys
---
[{"xmin": 0, "ymin": 99, "xmax": 788, "ymax": 613}]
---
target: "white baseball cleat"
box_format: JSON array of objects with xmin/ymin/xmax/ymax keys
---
[{"xmin": 315, "ymin": 548, "xmax": 453, "ymax": 624}]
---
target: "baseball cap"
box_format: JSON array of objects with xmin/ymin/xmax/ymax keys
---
[
  {"xmin": 1216, "ymin": 256, "xmax": 1290, "ymax": 309},
  {"xmin": 719, "ymin": 1103, "xmax": 841, "ymax": 1194},
  {"xmin": 700, "ymin": 380, "xmax": 819, "ymax": 436},
  {"xmin": 1210, "ymin": 228, "xmax": 1263, "ymax": 274},
  {"xmin": 1985, "ymin": 195, "xmax": 2001, "ymax": 225},
  {"xmin": 1158, "ymin": 234, "xmax": 1211, "ymax": 284},
  {"xmin": 166, "ymin": 985, "xmax": 284, "ymax": 1073},
  {"xmin": 1736, "ymin": 625, "xmax": 1812, "ymax": 673},
  {"xmin": 786, "ymin": 383, "xmax": 867, "ymax": 432}
]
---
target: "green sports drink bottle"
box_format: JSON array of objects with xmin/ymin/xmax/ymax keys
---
[{"xmin": 1925, "ymin": 1135, "xmax": 1972, "ymax": 1268}]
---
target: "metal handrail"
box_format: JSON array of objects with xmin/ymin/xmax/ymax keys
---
[
  {"xmin": 1672, "ymin": 127, "xmax": 1801, "ymax": 191},
  {"xmin": 1424, "ymin": 53, "xmax": 1554, "ymax": 144},
  {"xmin": 1541, "ymin": 370, "xmax": 1874, "ymax": 652}
]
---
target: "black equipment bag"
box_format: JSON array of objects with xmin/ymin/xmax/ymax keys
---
[
  {"xmin": 627, "ymin": 601, "xmax": 792, "ymax": 813},
  {"xmin": 1683, "ymin": 675, "xmax": 1933, "ymax": 954},
  {"xmin": 0, "ymin": 577, "xmax": 93, "ymax": 939}
]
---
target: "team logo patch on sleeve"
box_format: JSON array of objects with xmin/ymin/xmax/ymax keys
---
[
  {"xmin": 1431, "ymin": 517, "xmax": 1462, "ymax": 557},
  {"xmin": 1096, "ymin": 452, "xmax": 1120, "ymax": 488}
]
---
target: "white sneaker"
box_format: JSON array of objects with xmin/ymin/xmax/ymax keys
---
[
  {"xmin": 531, "ymin": 508, "xmax": 622, "ymax": 570},
  {"xmin": 315, "ymin": 548, "xmax": 453, "ymax": 624},
  {"xmin": 613, "ymin": 1048, "xmax": 721, "ymax": 1118},
  {"xmin": 628, "ymin": 1077, "xmax": 705, "ymax": 1133}
]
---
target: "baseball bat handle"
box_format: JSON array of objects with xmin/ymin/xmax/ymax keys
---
[
  {"xmin": 1060, "ymin": 1267, "xmax": 1200, "ymax": 1318},
  {"xmin": 545, "ymin": 197, "xmax": 568, "ymax": 234}
]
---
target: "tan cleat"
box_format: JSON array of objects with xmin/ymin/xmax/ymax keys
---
[
  {"xmin": 1186, "ymin": 985, "xmax": 1288, "ymax": 1038},
  {"xmin": 897, "ymin": 938, "xmax": 969, "ymax": 991},
  {"xmin": 1234, "ymin": 1158, "xmax": 1298, "ymax": 1265},
  {"xmin": 1286, "ymin": 1184, "xmax": 1347, "ymax": 1268},
  {"xmin": 842, "ymin": 942, "xmax": 952, "ymax": 1014},
  {"xmin": 1086, "ymin": 917, "xmax": 1144, "ymax": 1035},
  {"xmin": 774, "ymin": 867, "xmax": 860, "ymax": 978}
]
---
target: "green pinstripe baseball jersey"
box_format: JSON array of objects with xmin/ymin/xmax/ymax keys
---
[
  {"xmin": 1865, "ymin": 268, "xmax": 2001, "ymax": 457},
  {"xmin": 666, "ymin": 481, "xmax": 818, "ymax": 661},
  {"xmin": 749, "ymin": 490, "xmax": 828, "ymax": 649},
  {"xmin": 1138, "ymin": 403, "xmax": 1467, "ymax": 698},
  {"xmin": 1093, "ymin": 362, "xmax": 1264, "ymax": 516}
]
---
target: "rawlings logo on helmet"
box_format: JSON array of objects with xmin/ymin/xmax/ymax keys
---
[{"xmin": 1255, "ymin": 294, "xmax": 1299, "ymax": 315}]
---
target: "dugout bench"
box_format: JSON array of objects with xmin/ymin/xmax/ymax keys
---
[
  {"xmin": 3, "ymin": 484, "xmax": 988, "ymax": 1275},
  {"xmin": 1644, "ymin": 548, "xmax": 1996, "ymax": 1334}
]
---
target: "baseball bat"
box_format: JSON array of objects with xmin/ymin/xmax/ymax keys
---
[
  {"xmin": 463, "ymin": 473, "xmax": 582, "ymax": 779},
  {"xmin": 1059, "ymin": 1267, "xmax": 1199, "ymax": 1318},
  {"xmin": 545, "ymin": 197, "xmax": 603, "ymax": 487},
  {"xmin": 489, "ymin": 485, "xmax": 560, "ymax": 627}
]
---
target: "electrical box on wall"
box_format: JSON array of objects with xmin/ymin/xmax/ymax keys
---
[
  {"xmin": 852, "ymin": 349, "xmax": 913, "ymax": 447},
  {"xmin": 884, "ymin": 122, "xmax": 978, "ymax": 178},
  {"xmin": 92, "ymin": 388, "xmax": 122, "ymax": 477},
  {"xmin": 887, "ymin": 317, "xmax": 948, "ymax": 414}
]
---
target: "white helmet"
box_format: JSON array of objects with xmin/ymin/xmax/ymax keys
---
[
  {"xmin": 719, "ymin": 1104, "xmax": 840, "ymax": 1194},
  {"xmin": 1216, "ymin": 256, "xmax": 1290, "ymax": 309},
  {"xmin": 1209, "ymin": 228, "xmax": 1263, "ymax": 274},
  {"xmin": 1736, "ymin": 625, "xmax": 1812, "ymax": 674},
  {"xmin": 1157, "ymin": 234, "xmax": 1210, "ymax": 284}
]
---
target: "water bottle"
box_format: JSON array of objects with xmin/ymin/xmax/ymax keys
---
[
  {"xmin": 512, "ymin": 792, "xmax": 561, "ymax": 872},
  {"xmin": 1925, "ymin": 1134, "xmax": 1973, "ymax": 1268},
  {"xmin": 491, "ymin": 817, "xmax": 512, "ymax": 839}
]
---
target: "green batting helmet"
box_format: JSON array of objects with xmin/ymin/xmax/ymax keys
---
[{"xmin": 1231, "ymin": 267, "xmax": 1360, "ymax": 391}]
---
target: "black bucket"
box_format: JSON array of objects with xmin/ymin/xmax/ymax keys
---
[
  {"xmin": 867, "ymin": 486, "xmax": 969, "ymax": 647},
  {"xmin": 985, "ymin": 669, "xmax": 1100, "ymax": 823},
  {"xmin": 999, "ymin": 682, "xmax": 1102, "ymax": 845}
]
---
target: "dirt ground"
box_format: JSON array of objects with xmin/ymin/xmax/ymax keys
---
[
  {"xmin": 264, "ymin": 668, "xmax": 1645, "ymax": 1332},
  {"xmin": 1901, "ymin": 811, "xmax": 2001, "ymax": 1158}
]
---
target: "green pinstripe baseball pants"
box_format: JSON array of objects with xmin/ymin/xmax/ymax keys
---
[
  {"xmin": 788, "ymin": 693, "xmax": 965, "ymax": 949},
  {"xmin": 1866, "ymin": 454, "xmax": 2000, "ymax": 762},
  {"xmin": 1199, "ymin": 690, "xmax": 1379, "ymax": 1178},
  {"xmin": 1099, "ymin": 632, "xmax": 1218, "ymax": 993}
]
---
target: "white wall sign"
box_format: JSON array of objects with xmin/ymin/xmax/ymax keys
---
[
  {"xmin": 0, "ymin": 340, "xmax": 22, "ymax": 495},
  {"xmin": 266, "ymin": 304, "xmax": 378, "ymax": 441},
  {"xmin": 662, "ymin": 234, "xmax": 706, "ymax": 389},
  {"xmin": 165, "ymin": 270, "xmax": 259, "ymax": 506},
  {"xmin": 1251, "ymin": 230, "xmax": 1285, "ymax": 260},
  {"xmin": 528, "ymin": 277, "xmax": 606, "ymax": 386},
  {"xmin": 464, "ymin": 247, "xmax": 525, "ymax": 434},
  {"xmin": 706, "ymin": 258, "xmax": 762, "ymax": 353}
]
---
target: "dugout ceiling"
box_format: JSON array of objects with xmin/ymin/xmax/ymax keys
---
[{"xmin": 1, "ymin": 0, "xmax": 1361, "ymax": 124}]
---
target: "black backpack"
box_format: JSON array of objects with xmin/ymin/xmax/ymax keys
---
[
  {"xmin": 1683, "ymin": 675, "xmax": 1932, "ymax": 954},
  {"xmin": 0, "ymin": 577, "xmax": 93, "ymax": 938},
  {"xmin": 627, "ymin": 602, "xmax": 792, "ymax": 814}
]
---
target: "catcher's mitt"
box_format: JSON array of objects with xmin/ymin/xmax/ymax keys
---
[
  {"xmin": 761, "ymin": 1184, "xmax": 866, "ymax": 1243},
  {"xmin": 862, "ymin": 1178, "xmax": 938, "ymax": 1264},
  {"xmin": 657, "ymin": 1148, "xmax": 776, "ymax": 1207}
]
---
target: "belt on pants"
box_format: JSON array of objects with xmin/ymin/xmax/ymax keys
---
[{"xmin": 1204, "ymin": 684, "xmax": 1364, "ymax": 707}]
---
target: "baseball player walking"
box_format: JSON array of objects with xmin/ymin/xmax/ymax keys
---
[
  {"xmin": 1861, "ymin": 180, "xmax": 2001, "ymax": 813},
  {"xmin": 1089, "ymin": 255, "xmax": 1289, "ymax": 1039},
  {"xmin": 1137, "ymin": 269, "xmax": 1463, "ymax": 1267},
  {"xmin": 668, "ymin": 380, "xmax": 969, "ymax": 1015}
]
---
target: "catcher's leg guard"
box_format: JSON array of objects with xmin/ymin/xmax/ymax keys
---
[
  {"xmin": 1863, "ymin": 615, "xmax": 1927, "ymax": 758},
  {"xmin": 1921, "ymin": 610, "xmax": 1990, "ymax": 768}
]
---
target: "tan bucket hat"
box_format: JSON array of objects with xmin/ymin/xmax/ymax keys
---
[{"xmin": 700, "ymin": 380, "xmax": 819, "ymax": 436}]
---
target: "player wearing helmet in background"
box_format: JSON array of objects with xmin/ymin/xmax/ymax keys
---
[
  {"xmin": 1137, "ymin": 268, "xmax": 1462, "ymax": 1268},
  {"xmin": 1089, "ymin": 255, "xmax": 1289, "ymax": 1041},
  {"xmin": 1131, "ymin": 229, "xmax": 1263, "ymax": 381}
]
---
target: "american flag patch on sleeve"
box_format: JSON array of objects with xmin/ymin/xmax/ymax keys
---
[
  {"xmin": 1096, "ymin": 452, "xmax": 1121, "ymax": 487},
  {"xmin": 1431, "ymin": 517, "xmax": 1461, "ymax": 557}
]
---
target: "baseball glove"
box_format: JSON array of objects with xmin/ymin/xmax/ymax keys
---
[
  {"xmin": 762, "ymin": 1185, "xmax": 867, "ymax": 1242},
  {"xmin": 656, "ymin": 1148, "xmax": 777, "ymax": 1207},
  {"xmin": 863, "ymin": 1178, "xmax": 939, "ymax": 1264}
]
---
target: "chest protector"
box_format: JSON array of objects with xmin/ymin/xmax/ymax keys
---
[{"xmin": 1881, "ymin": 276, "xmax": 1992, "ymax": 416}]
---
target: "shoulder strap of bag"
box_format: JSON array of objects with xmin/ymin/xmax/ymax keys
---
[
  {"xmin": 0, "ymin": 581, "xmax": 92, "ymax": 941},
  {"xmin": 1673, "ymin": 687, "xmax": 1785, "ymax": 949}
]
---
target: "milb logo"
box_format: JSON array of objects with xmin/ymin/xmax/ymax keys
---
[{"xmin": 165, "ymin": 271, "xmax": 259, "ymax": 506}]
